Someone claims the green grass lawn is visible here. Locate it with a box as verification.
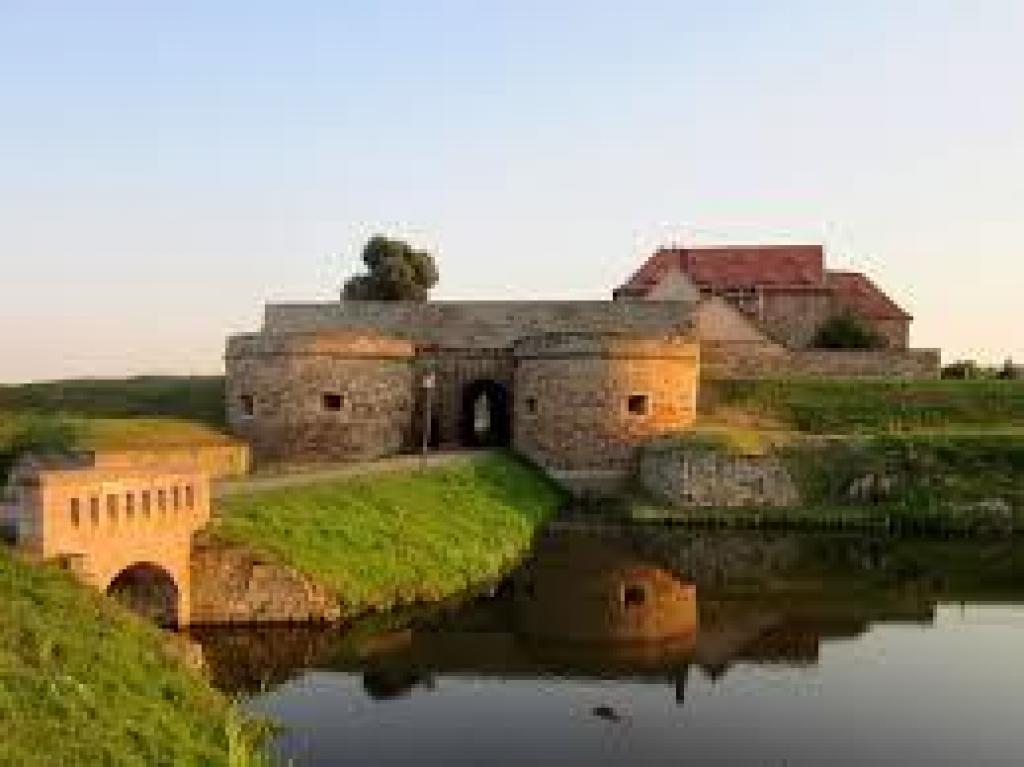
[0,547,266,766]
[0,376,233,482]
[0,413,238,482]
[0,376,226,425]
[704,378,1024,434]
[213,452,564,612]
[635,431,1024,534]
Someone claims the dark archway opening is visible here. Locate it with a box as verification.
[107,562,179,627]
[460,379,511,447]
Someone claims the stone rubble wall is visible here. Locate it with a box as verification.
[226,332,416,465]
[701,340,940,380]
[639,442,800,508]
[190,535,342,624]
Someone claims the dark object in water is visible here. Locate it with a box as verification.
[592,705,622,723]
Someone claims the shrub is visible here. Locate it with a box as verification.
[812,312,885,349]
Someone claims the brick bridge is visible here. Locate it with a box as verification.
[13,465,210,627]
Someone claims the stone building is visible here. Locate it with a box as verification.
[615,244,912,349]
[226,300,700,491]
[615,244,940,378]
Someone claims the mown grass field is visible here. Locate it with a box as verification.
[0,376,225,425]
[703,378,1024,434]
[0,376,233,481]
[214,452,564,611]
[0,547,266,766]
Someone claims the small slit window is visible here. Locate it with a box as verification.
[89,497,100,526]
[141,490,152,517]
[171,485,181,511]
[158,489,167,514]
[525,397,537,414]
[623,583,647,608]
[185,484,195,510]
[239,394,255,417]
[627,394,649,416]
[69,498,81,528]
[125,492,135,520]
[106,494,118,523]
[322,392,344,411]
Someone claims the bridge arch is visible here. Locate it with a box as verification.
[105,562,181,628]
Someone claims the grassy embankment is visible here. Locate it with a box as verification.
[633,379,1024,533]
[214,452,564,612]
[0,376,230,480]
[0,546,268,767]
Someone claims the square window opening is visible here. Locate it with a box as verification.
[322,392,344,412]
[239,394,255,417]
[627,394,649,416]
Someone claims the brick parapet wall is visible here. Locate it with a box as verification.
[91,446,249,479]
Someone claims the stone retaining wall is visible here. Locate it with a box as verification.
[639,442,799,508]
[190,536,342,624]
[701,341,940,380]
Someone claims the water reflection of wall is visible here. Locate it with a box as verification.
[513,534,698,645]
[192,533,1024,700]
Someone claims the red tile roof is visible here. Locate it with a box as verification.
[616,244,910,321]
[618,245,825,295]
[825,271,911,320]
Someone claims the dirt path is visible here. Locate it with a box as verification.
[214,449,493,497]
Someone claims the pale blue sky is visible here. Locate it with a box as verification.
[1,1,1022,382]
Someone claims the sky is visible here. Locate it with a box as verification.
[1,0,1022,382]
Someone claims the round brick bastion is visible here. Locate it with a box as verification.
[511,332,699,493]
[225,331,417,464]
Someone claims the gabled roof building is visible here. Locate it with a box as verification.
[615,244,911,349]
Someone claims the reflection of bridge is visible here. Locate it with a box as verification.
[12,463,210,627]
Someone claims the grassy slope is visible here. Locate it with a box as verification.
[0,548,243,767]
[214,452,564,611]
[0,376,226,426]
[0,377,234,480]
[635,380,1024,531]
[704,378,1024,434]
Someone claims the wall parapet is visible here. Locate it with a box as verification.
[262,300,696,349]
[701,340,940,380]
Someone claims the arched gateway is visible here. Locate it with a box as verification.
[11,463,210,627]
[460,379,511,447]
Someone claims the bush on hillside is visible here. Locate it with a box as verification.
[811,312,885,349]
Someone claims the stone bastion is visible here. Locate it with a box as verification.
[512,332,699,493]
[225,331,417,464]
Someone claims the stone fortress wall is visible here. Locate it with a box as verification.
[514,333,699,491]
[226,332,417,464]
[226,301,700,486]
[261,300,696,346]
[700,340,941,380]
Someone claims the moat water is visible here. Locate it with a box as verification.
[191,526,1024,765]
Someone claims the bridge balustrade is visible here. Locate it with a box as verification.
[14,466,211,627]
